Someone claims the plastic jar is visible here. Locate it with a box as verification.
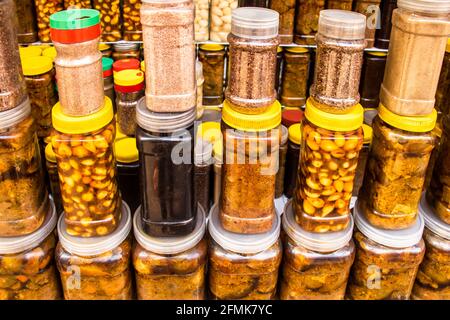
[56,201,132,300]
[225,8,280,114]
[209,0,238,42]
[136,98,197,237]
[354,0,382,47]
[435,40,450,115]
[50,9,104,116]
[346,202,425,300]
[196,61,205,119]
[280,47,310,108]
[0,99,49,237]
[269,0,296,44]
[194,0,210,41]
[284,123,301,199]
[51,97,122,237]
[280,200,355,300]
[15,0,38,43]
[208,204,282,300]
[375,0,397,49]
[45,144,63,215]
[0,199,60,300]
[93,0,122,42]
[34,0,64,43]
[310,10,367,112]
[113,58,141,73]
[293,99,364,233]
[220,100,282,234]
[379,1,450,116]
[194,141,213,215]
[141,0,196,113]
[102,57,115,112]
[294,0,325,45]
[133,205,207,300]
[358,105,437,230]
[198,44,226,106]
[353,124,373,196]
[123,0,142,41]
[112,43,141,61]
[275,125,288,198]
[359,51,387,109]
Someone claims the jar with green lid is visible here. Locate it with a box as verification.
[359,51,387,109]
[353,124,373,196]
[275,125,288,198]
[196,61,205,119]
[112,43,141,61]
[359,104,437,230]
[294,0,325,45]
[198,44,226,106]
[15,0,38,43]
[220,100,282,234]
[34,0,64,43]
[280,47,310,108]
[45,144,63,215]
[354,0,382,47]
[435,39,450,116]
[123,0,142,41]
[102,57,115,112]
[293,98,364,233]
[93,0,122,42]
[284,123,301,198]
[269,0,295,44]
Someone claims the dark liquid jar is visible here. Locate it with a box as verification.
[284,123,301,198]
[136,98,197,237]
[359,51,387,109]
[374,0,397,49]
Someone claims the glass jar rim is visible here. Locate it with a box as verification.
[0,97,31,131]
[113,42,140,51]
[420,194,450,240]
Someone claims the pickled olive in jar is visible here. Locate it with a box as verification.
[354,0,382,47]
[34,0,64,43]
[359,106,436,230]
[112,43,141,61]
[45,144,64,215]
[198,44,226,106]
[93,0,122,42]
[275,126,288,198]
[56,202,132,300]
[123,0,142,41]
[359,51,387,109]
[280,47,310,108]
[294,0,325,45]
[374,0,397,49]
[14,0,38,43]
[209,0,238,42]
[326,0,353,10]
[284,124,301,199]
[269,0,296,44]
[51,98,122,238]
[352,124,372,196]
[194,0,210,41]
[0,200,60,300]
[435,42,450,115]
[64,0,91,8]
[208,205,282,300]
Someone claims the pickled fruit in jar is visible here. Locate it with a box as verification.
[63,0,91,8]
[280,47,310,108]
[93,0,122,42]
[294,0,325,45]
[198,44,226,106]
[34,0,64,43]
[14,0,38,43]
[123,0,142,41]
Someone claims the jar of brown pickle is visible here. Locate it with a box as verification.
[294,0,325,45]
[45,144,63,215]
[112,43,141,61]
[284,123,301,199]
[15,0,38,43]
[352,124,372,196]
[280,47,310,108]
[199,44,226,107]
[269,0,296,44]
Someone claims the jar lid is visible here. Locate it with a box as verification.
[367,51,388,57]
[113,58,141,72]
[113,42,140,52]
[318,9,366,40]
[58,201,131,256]
[19,46,42,59]
[21,56,53,76]
[0,197,56,254]
[305,98,364,131]
[194,140,213,165]
[114,69,144,86]
[51,24,101,44]
[45,143,56,163]
[420,194,450,240]
[50,9,100,30]
[362,124,373,144]
[282,109,304,127]
[354,200,424,248]
[42,46,57,60]
[102,57,113,72]
[283,200,353,252]
[197,121,222,145]
[133,204,206,255]
[286,47,309,54]
[52,97,114,134]
[208,204,280,254]
[0,97,31,130]
[288,123,302,144]
[397,0,450,14]
[200,44,225,51]
[141,60,145,72]
[222,100,282,132]
[114,137,139,163]
[378,104,437,132]
[231,7,279,39]
[136,97,196,133]
[281,125,288,144]
[98,43,111,51]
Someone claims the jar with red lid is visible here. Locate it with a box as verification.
[113,58,141,74]
[282,109,304,128]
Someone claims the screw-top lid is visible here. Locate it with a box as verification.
[21,56,53,76]
[0,197,56,254]
[378,104,437,132]
[113,58,141,73]
[397,0,450,13]
[114,69,144,86]
[42,46,57,61]
[19,46,42,59]
[102,57,113,72]
[0,97,31,130]
[50,9,100,30]
[200,44,225,51]
[231,7,280,39]
[114,137,139,163]
[134,204,206,255]
[281,125,288,145]
[283,200,353,252]
[286,47,309,54]
[98,43,111,51]
[354,200,424,248]
[420,194,450,240]
[362,124,373,144]
[45,143,56,163]
[113,42,140,52]
[282,109,304,127]
[288,123,302,144]
[318,9,367,40]
[367,51,388,57]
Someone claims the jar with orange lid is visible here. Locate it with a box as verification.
[284,123,301,198]
[198,44,226,106]
[280,47,310,108]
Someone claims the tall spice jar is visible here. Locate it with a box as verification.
[280,47,310,108]
[198,44,226,106]
[15,0,38,43]
[354,0,382,47]
[359,51,387,109]
[269,0,296,44]
[34,0,64,43]
[123,0,142,41]
[374,0,397,49]
[294,0,325,45]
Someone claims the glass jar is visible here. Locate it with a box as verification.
[133,205,207,300]
[56,202,132,300]
[269,0,296,44]
[45,144,63,215]
[293,99,364,233]
[51,98,121,237]
[112,43,141,61]
[15,0,38,43]
[123,0,142,41]
[50,9,104,116]
[310,10,367,112]
[435,41,450,115]
[208,204,282,300]
[359,105,436,230]
[198,44,226,106]
[194,141,213,214]
[196,60,205,119]
[352,124,372,196]
[0,199,60,300]
[346,202,425,300]
[136,99,197,237]
[379,2,450,116]
[64,0,91,8]
[359,51,387,109]
[0,99,49,237]
[102,57,115,112]
[280,47,310,108]
[225,8,279,114]
[294,0,325,45]
[194,0,210,41]
[93,0,122,42]
[354,0,382,47]
[374,0,397,49]
[209,0,238,42]
[275,125,288,198]
[284,123,301,199]
[280,200,355,300]
[34,0,64,43]
[220,100,281,234]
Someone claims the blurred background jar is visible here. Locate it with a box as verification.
[99,43,113,58]
[374,0,397,49]
[63,0,91,8]
[34,0,64,43]
[354,0,382,47]
[14,0,38,43]
[123,0,142,41]
[326,0,353,10]
[93,0,122,42]
[270,0,296,44]
[199,44,226,106]
[210,0,238,42]
[280,47,310,108]
[113,42,141,61]
[359,51,387,109]
[194,0,210,41]
[294,0,325,45]
[238,0,267,6]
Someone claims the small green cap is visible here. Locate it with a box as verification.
[102,57,114,72]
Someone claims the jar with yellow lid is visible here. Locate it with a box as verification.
[15,0,38,43]
[194,0,210,41]
[359,51,387,109]
[280,47,310,108]
[93,0,122,42]
[198,44,226,106]
[51,97,122,237]
[435,39,450,116]
[19,46,43,60]
[269,0,296,44]
[359,104,437,230]
[293,98,364,233]
[220,100,282,234]
[353,124,372,196]
[284,123,301,198]
[42,46,57,62]
[294,0,325,45]
[98,43,112,58]
[275,125,288,198]
[122,0,142,41]
[45,143,63,215]
[34,0,64,43]
[354,0,382,47]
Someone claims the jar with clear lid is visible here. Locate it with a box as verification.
[136,98,197,237]
[45,144,63,215]
[56,201,132,300]
[133,204,207,300]
[123,0,142,41]
[225,8,280,114]
[15,0,38,43]
[208,204,282,300]
[354,0,382,47]
[379,0,450,116]
[0,99,49,237]
[50,9,104,116]
[209,0,238,42]
[51,97,122,237]
[220,100,282,234]
[0,198,60,300]
[198,44,226,106]
[327,0,354,10]
[280,200,355,300]
[93,0,122,42]
[194,140,213,215]
[196,60,205,119]
[352,124,372,196]
[294,0,325,45]
[269,0,296,44]
[358,105,436,230]
[346,202,425,300]
[293,99,364,233]
[280,47,310,108]
[141,0,196,113]
[194,0,210,41]
[275,125,288,198]
[359,51,387,109]
[102,57,115,112]
[374,0,397,49]
[112,43,141,61]
[284,123,301,199]
[34,0,64,43]
[435,40,450,116]
[310,10,367,112]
